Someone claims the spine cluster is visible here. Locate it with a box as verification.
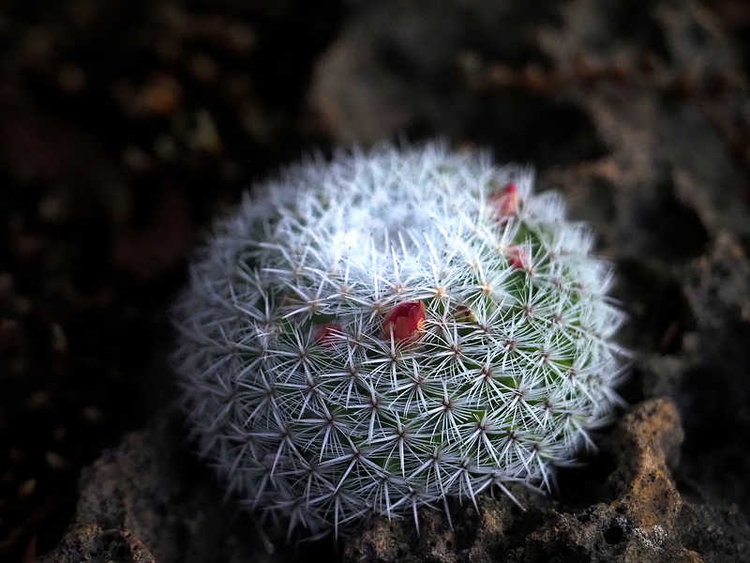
[172,143,626,539]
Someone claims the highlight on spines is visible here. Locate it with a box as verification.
[171,142,627,540]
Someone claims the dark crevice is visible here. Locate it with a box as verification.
[613,259,696,354]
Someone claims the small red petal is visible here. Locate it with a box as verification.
[383,301,426,343]
[505,245,529,270]
[314,323,342,346]
[490,183,519,218]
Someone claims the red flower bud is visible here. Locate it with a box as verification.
[489,183,518,218]
[505,245,529,270]
[383,301,426,343]
[314,323,342,346]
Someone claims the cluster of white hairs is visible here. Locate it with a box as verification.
[172,142,627,540]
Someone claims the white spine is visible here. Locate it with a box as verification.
[172,142,626,539]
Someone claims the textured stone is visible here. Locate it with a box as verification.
[344,399,749,563]
[40,413,271,563]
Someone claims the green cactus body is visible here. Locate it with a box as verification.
[172,143,626,539]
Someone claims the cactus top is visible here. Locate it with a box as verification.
[172,143,626,540]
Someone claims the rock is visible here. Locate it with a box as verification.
[344,399,750,562]
[683,233,750,329]
[307,28,418,144]
[39,412,275,563]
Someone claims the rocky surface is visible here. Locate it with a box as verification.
[3,0,750,561]
[39,412,285,563]
[43,398,750,562]
[345,399,749,562]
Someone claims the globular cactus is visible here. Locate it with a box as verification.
[172,143,626,540]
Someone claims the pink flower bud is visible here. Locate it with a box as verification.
[314,323,342,346]
[490,183,518,218]
[505,245,529,270]
[383,301,426,343]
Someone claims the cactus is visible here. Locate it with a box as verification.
[171,143,626,540]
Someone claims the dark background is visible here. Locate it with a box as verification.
[1,0,749,561]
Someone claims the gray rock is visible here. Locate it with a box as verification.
[343,399,749,562]
[39,412,282,563]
